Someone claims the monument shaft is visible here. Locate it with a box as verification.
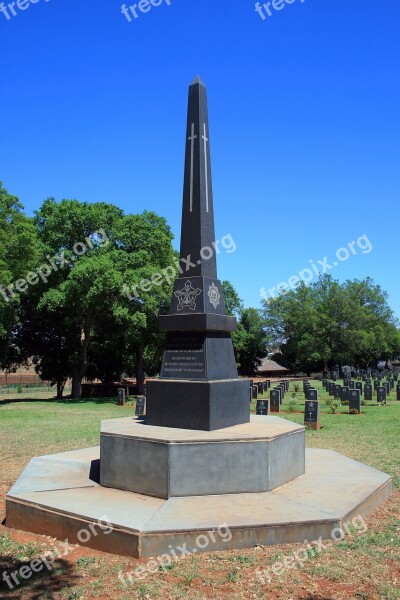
[146,77,250,430]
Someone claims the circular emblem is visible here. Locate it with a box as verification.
[208,282,221,309]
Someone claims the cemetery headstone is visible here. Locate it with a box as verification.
[355,382,363,393]
[252,386,258,400]
[349,381,355,389]
[304,400,320,430]
[349,389,361,414]
[270,389,280,413]
[364,383,372,401]
[397,384,400,401]
[256,399,269,415]
[340,386,349,402]
[377,387,386,404]
[117,388,126,406]
[306,388,318,401]
[135,395,146,416]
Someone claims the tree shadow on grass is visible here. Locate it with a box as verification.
[0,555,80,600]
[0,397,119,406]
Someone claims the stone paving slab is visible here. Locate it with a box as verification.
[6,445,392,558]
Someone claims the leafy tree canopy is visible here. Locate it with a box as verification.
[262,275,400,374]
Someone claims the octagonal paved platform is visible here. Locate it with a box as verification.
[100,416,305,497]
[6,417,392,558]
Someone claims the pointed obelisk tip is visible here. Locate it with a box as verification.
[191,75,205,86]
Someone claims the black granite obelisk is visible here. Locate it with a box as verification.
[146,77,249,431]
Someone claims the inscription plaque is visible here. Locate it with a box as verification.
[161,333,206,379]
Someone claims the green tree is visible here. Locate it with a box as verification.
[0,182,41,369]
[20,199,176,398]
[233,308,269,376]
[222,281,268,376]
[263,275,400,374]
[222,280,243,317]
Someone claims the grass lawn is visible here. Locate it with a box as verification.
[0,382,399,599]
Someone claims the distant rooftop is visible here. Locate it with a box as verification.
[258,358,290,373]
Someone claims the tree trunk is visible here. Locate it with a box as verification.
[71,368,84,400]
[71,320,92,400]
[56,379,65,399]
[136,348,145,395]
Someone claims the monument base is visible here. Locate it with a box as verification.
[146,378,250,430]
[100,416,305,498]
[6,441,392,558]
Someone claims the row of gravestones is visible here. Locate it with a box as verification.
[322,377,400,404]
[253,380,322,428]
[327,369,399,381]
[304,379,365,423]
[303,381,321,426]
[117,387,146,416]
[251,380,290,416]
[250,379,271,402]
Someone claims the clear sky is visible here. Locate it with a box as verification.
[1,0,399,315]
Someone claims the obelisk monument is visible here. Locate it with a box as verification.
[146,77,249,430]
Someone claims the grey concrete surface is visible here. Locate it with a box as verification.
[100,416,305,497]
[6,445,392,558]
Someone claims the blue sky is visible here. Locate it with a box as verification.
[1,0,399,315]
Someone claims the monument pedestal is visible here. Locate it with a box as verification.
[100,416,305,498]
[146,378,250,430]
[6,417,392,559]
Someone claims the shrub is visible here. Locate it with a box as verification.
[330,402,339,414]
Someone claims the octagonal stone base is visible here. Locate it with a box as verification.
[100,416,305,498]
[6,442,392,558]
